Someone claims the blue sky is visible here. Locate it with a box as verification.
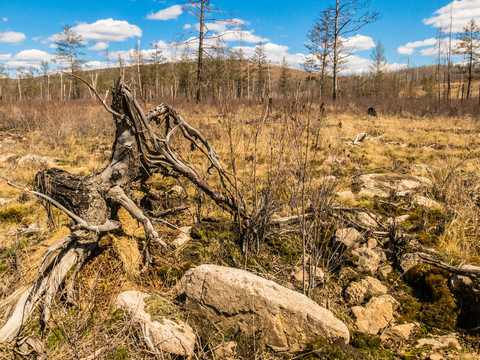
[1,0,479,75]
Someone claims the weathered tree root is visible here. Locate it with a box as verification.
[0,78,246,344]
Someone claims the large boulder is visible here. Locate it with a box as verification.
[113,291,196,357]
[177,264,350,352]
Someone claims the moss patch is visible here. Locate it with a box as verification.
[144,295,185,323]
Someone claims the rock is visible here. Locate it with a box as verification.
[351,295,399,335]
[416,333,461,350]
[113,291,196,357]
[344,276,387,304]
[17,154,56,168]
[399,253,421,273]
[357,212,378,228]
[429,354,443,360]
[213,341,237,359]
[335,227,362,248]
[177,264,350,351]
[291,266,326,284]
[352,247,380,273]
[358,173,432,199]
[411,164,437,174]
[336,191,355,200]
[171,226,192,249]
[380,323,416,342]
[449,274,473,291]
[366,238,378,249]
[414,195,442,209]
[387,215,410,226]
[378,264,393,278]
[169,185,184,196]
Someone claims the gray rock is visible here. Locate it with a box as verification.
[177,264,350,352]
[416,333,461,350]
[171,226,192,249]
[336,190,355,200]
[344,276,387,304]
[335,227,362,248]
[414,195,442,209]
[291,266,326,284]
[366,238,378,249]
[399,253,421,273]
[357,213,378,228]
[351,295,399,335]
[113,291,196,357]
[378,264,393,278]
[387,215,410,226]
[352,247,381,273]
[380,323,417,342]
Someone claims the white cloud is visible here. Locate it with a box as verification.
[49,19,141,43]
[147,5,183,20]
[423,0,480,32]
[89,41,109,50]
[0,53,11,60]
[341,34,375,53]
[6,49,52,69]
[183,23,192,30]
[0,31,26,44]
[397,38,437,55]
[389,62,408,71]
[84,60,109,70]
[2,17,7,22]
[219,30,269,43]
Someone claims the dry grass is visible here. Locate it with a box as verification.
[1,98,480,357]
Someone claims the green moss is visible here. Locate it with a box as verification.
[144,295,185,323]
[156,263,191,287]
[0,264,8,275]
[0,205,33,224]
[400,265,459,330]
[46,328,64,350]
[350,331,393,359]
[106,346,129,360]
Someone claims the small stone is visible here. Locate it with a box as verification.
[367,238,378,249]
[416,333,461,350]
[344,276,387,304]
[380,323,416,342]
[351,295,399,335]
[399,253,421,273]
[429,354,443,360]
[358,213,378,228]
[169,185,184,196]
[387,215,410,226]
[335,228,362,248]
[378,264,393,278]
[336,191,355,200]
[414,195,442,209]
[450,274,473,291]
[171,226,192,249]
[291,267,326,284]
[352,247,381,273]
[214,341,237,359]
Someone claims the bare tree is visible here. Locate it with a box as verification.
[150,41,166,99]
[306,9,334,99]
[455,19,480,99]
[181,0,239,103]
[54,25,86,99]
[369,39,387,96]
[322,0,380,102]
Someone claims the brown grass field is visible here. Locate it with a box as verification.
[1,98,480,359]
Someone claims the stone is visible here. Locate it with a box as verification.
[429,354,443,360]
[399,253,421,273]
[291,266,326,284]
[336,191,355,200]
[344,276,387,304]
[411,164,437,174]
[387,215,410,226]
[213,341,237,359]
[113,291,196,357]
[380,323,416,342]
[171,226,192,249]
[17,154,56,168]
[357,213,378,228]
[378,264,393,278]
[177,264,349,352]
[449,274,473,291]
[351,295,399,335]
[335,227,362,248]
[352,247,381,273]
[414,195,442,209]
[366,238,378,249]
[169,185,184,196]
[358,173,433,199]
[416,334,461,350]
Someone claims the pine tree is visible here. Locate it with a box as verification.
[455,19,480,99]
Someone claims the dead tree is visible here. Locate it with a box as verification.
[0,77,247,343]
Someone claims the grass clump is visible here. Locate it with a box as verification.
[144,295,186,323]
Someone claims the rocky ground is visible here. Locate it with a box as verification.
[1,103,480,359]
